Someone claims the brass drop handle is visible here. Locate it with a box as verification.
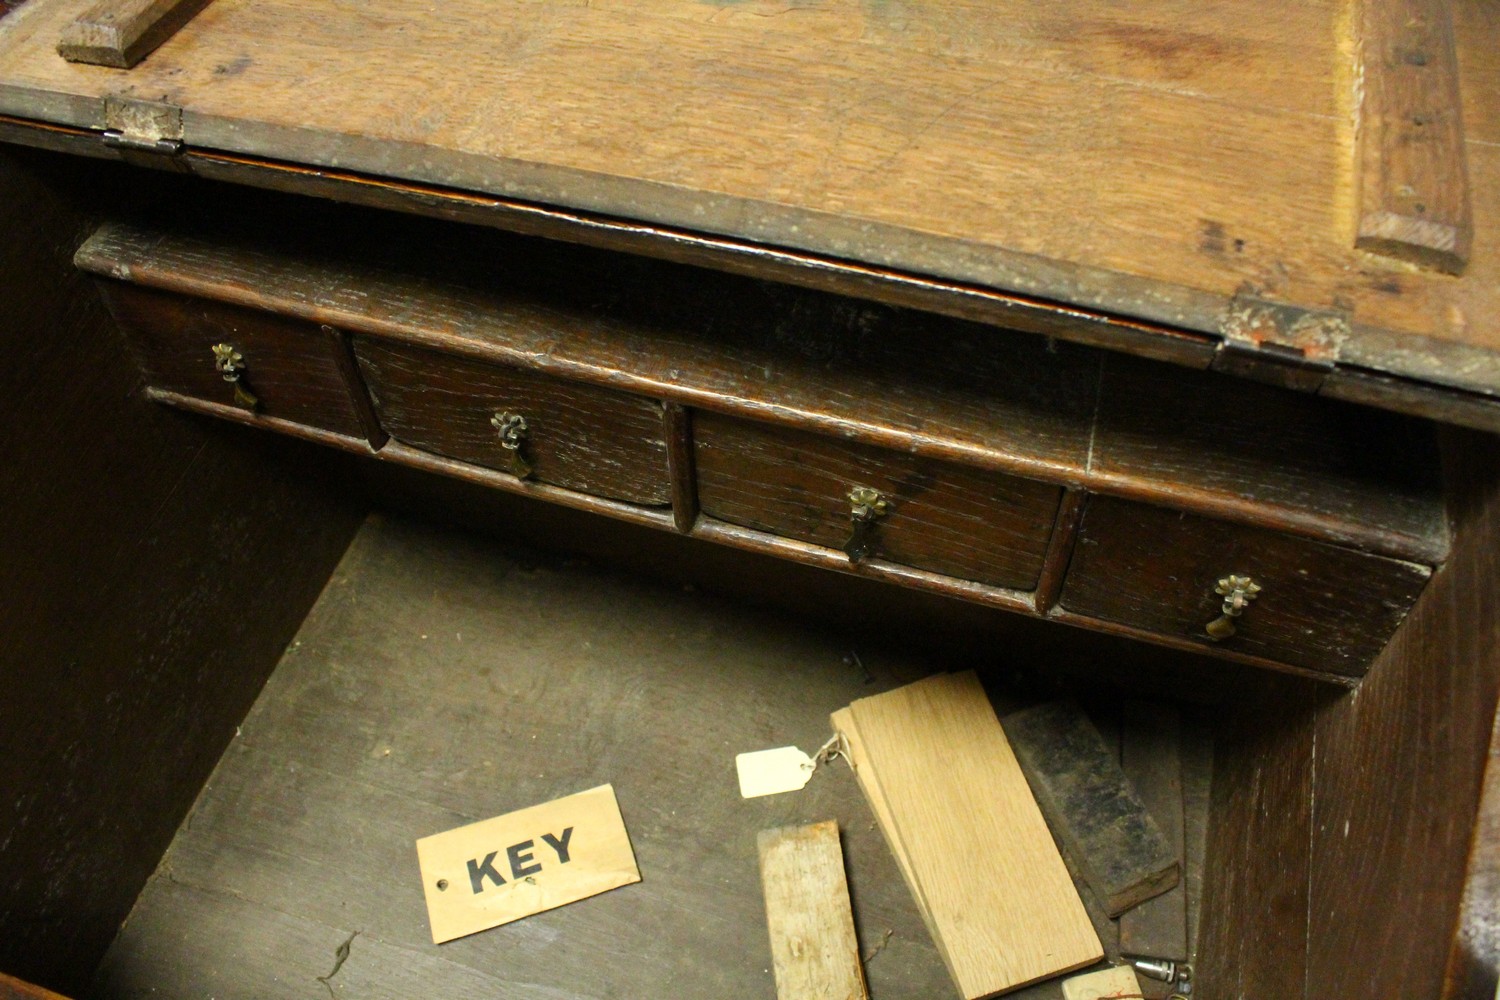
[844,486,891,563]
[1206,574,1261,641]
[491,411,534,480]
[211,342,259,411]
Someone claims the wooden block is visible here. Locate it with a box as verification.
[846,672,1101,998]
[58,0,214,69]
[1118,702,1188,961]
[1354,0,1472,273]
[1003,701,1178,918]
[0,972,72,1000]
[1060,965,1143,1000]
[756,822,869,1000]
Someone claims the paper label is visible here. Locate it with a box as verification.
[736,746,816,798]
[415,783,640,944]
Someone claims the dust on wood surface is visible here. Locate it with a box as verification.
[757,822,868,1000]
[1,0,1498,389]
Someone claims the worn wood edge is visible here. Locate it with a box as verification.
[1084,468,1449,565]
[664,402,696,534]
[57,0,214,69]
[74,224,1095,488]
[1043,607,1362,687]
[0,972,72,1000]
[1321,365,1500,436]
[690,518,1037,616]
[1033,488,1087,614]
[1441,697,1500,999]
[12,113,1500,415]
[145,388,377,455]
[75,222,1454,561]
[1354,0,1472,274]
[321,322,389,449]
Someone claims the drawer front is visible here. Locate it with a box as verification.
[99,282,370,438]
[1058,496,1432,675]
[694,412,1062,590]
[355,338,670,505]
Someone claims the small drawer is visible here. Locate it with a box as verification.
[694,412,1062,590]
[97,283,372,439]
[354,338,670,506]
[1058,496,1433,675]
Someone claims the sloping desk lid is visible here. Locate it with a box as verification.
[0,0,1497,430]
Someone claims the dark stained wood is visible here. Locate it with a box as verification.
[73,220,1103,483]
[1003,701,1179,918]
[1090,355,1448,564]
[1443,700,1500,1000]
[1194,676,1320,1000]
[91,281,373,440]
[0,147,363,995]
[1059,496,1433,677]
[1307,431,1500,999]
[664,401,696,532]
[92,515,957,1000]
[1354,0,1471,273]
[354,337,670,506]
[1034,488,1086,613]
[57,0,213,68]
[323,321,389,449]
[695,411,1062,592]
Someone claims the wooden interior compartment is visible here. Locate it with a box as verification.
[86,281,374,442]
[354,336,671,506]
[694,410,1063,591]
[1059,496,1433,676]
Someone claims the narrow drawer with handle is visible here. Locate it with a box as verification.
[693,411,1063,592]
[93,282,374,441]
[353,337,671,507]
[1057,496,1433,676]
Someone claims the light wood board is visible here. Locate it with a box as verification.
[846,672,1102,997]
[0,0,1497,397]
[57,0,213,68]
[757,822,868,1000]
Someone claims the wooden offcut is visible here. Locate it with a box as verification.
[840,672,1101,998]
[1118,702,1189,961]
[757,822,869,1000]
[1003,701,1179,917]
[57,0,213,68]
[1354,0,1471,273]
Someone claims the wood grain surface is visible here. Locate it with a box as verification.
[0,147,362,995]
[355,336,671,506]
[847,672,1101,997]
[1091,355,1448,564]
[57,0,212,67]
[1060,496,1432,676]
[1,0,1498,398]
[1443,699,1500,1000]
[94,280,372,439]
[1118,702,1188,962]
[757,822,868,1000]
[1354,0,1471,273]
[694,412,1063,592]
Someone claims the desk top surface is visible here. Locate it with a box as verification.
[1,0,1497,408]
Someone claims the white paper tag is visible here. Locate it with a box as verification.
[736,746,816,798]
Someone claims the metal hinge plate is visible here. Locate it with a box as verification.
[101,96,184,156]
[1212,293,1347,392]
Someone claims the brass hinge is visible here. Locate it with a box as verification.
[1212,293,1347,392]
[101,96,184,156]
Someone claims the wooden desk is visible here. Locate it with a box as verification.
[0,3,1496,998]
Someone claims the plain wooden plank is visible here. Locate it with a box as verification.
[1,0,1499,396]
[1117,703,1188,962]
[57,0,211,68]
[758,822,869,1000]
[1354,0,1471,273]
[1002,702,1178,918]
[848,672,1101,997]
